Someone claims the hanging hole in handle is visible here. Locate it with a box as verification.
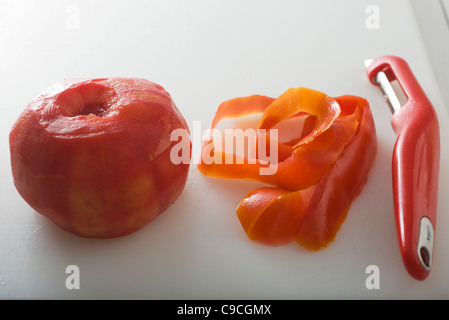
[419,246,431,269]
[417,217,434,271]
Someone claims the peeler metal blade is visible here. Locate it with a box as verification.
[364,59,401,114]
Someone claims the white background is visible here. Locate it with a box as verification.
[1,0,449,299]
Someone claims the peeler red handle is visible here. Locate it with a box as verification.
[366,56,440,280]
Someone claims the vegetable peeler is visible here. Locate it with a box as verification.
[364,56,440,281]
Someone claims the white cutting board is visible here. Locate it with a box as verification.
[1,0,449,299]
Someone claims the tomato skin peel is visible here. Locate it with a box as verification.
[198,88,377,250]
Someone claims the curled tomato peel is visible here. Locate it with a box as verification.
[198,88,377,250]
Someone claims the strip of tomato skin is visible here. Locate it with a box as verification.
[262,116,359,190]
[197,89,348,190]
[233,118,361,246]
[236,186,316,246]
[235,96,375,249]
[209,95,275,129]
[258,87,341,146]
[196,94,275,177]
[198,90,377,250]
[197,113,359,191]
[295,96,377,251]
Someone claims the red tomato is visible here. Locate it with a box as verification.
[9,78,191,238]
